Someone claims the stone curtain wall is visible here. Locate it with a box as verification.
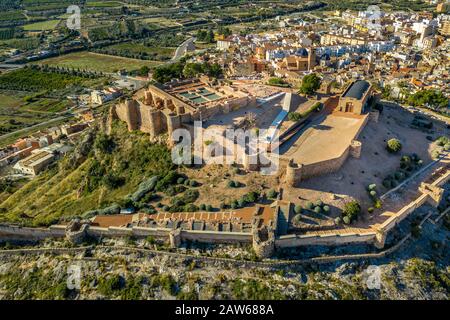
[0,224,66,242]
[0,166,447,254]
[277,165,449,250]
[275,231,377,248]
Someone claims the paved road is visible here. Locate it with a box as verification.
[171,37,196,62]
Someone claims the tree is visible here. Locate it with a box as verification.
[218,26,232,37]
[386,138,402,153]
[153,62,184,83]
[137,65,150,77]
[267,189,277,199]
[206,29,215,43]
[342,201,361,223]
[94,134,115,154]
[407,89,448,111]
[183,63,204,78]
[196,29,208,41]
[288,112,302,121]
[206,63,223,78]
[299,73,321,95]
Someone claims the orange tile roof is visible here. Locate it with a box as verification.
[91,214,134,228]
[153,206,276,226]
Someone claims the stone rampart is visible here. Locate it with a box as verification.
[275,231,377,248]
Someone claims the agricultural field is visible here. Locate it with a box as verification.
[0,91,67,136]
[86,1,123,8]
[143,17,180,27]
[0,67,99,92]
[98,42,176,61]
[0,38,41,51]
[0,66,101,138]
[23,20,61,31]
[38,51,163,73]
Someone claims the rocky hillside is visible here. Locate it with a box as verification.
[0,121,174,227]
[0,214,448,300]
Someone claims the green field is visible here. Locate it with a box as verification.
[0,68,95,92]
[23,20,61,31]
[0,91,72,137]
[101,43,175,61]
[0,93,22,109]
[39,51,163,73]
[143,17,180,27]
[86,1,123,7]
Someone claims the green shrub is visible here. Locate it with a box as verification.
[155,171,179,191]
[369,190,377,198]
[103,173,125,190]
[436,136,449,146]
[267,189,277,199]
[343,216,351,225]
[342,201,361,222]
[181,189,199,203]
[177,177,185,184]
[334,217,342,225]
[184,204,198,212]
[386,138,402,153]
[368,207,374,213]
[314,206,322,214]
[162,205,169,212]
[199,204,206,211]
[323,205,330,213]
[244,191,259,203]
[206,205,213,212]
[432,149,441,159]
[165,185,177,197]
[189,180,198,187]
[94,133,116,154]
[146,236,156,245]
[288,112,302,122]
[98,275,123,296]
[368,184,377,191]
[305,201,314,210]
[315,200,323,207]
[238,198,246,207]
[293,214,302,225]
[172,199,185,207]
[374,199,383,209]
[294,205,302,214]
[395,171,405,181]
[227,180,236,188]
